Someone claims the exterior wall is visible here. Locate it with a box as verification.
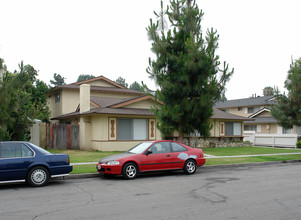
[47,91,63,118]
[170,136,252,148]
[91,91,139,99]
[79,116,91,150]
[89,114,161,151]
[256,111,271,117]
[124,99,156,109]
[86,80,116,87]
[48,89,141,118]
[221,105,270,118]
[171,119,244,138]
[62,89,80,115]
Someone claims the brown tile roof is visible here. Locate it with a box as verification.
[51,107,154,120]
[83,107,154,116]
[211,107,254,121]
[90,96,128,108]
[52,107,250,121]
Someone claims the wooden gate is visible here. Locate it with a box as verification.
[46,124,79,149]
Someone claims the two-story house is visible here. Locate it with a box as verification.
[47,76,251,151]
[215,96,301,135]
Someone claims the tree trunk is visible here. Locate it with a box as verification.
[178,124,184,143]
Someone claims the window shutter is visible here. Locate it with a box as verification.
[108,118,117,141]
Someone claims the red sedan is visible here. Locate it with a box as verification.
[96,140,206,179]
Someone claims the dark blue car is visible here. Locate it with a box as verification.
[0,141,72,187]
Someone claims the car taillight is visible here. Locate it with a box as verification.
[66,156,70,164]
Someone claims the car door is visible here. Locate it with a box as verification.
[140,142,174,171]
[0,143,34,181]
[168,142,189,169]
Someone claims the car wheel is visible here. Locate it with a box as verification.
[27,166,50,187]
[122,163,138,179]
[183,159,197,175]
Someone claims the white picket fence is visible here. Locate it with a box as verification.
[244,131,298,148]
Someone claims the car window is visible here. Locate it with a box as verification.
[149,142,171,154]
[29,143,51,155]
[171,143,188,152]
[22,144,34,157]
[0,143,33,158]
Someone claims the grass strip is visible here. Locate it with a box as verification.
[205,154,301,165]
[71,164,98,174]
[47,149,123,163]
[203,147,301,156]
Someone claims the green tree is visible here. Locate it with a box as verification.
[50,73,66,87]
[77,74,95,82]
[129,81,143,92]
[0,60,51,141]
[147,0,233,141]
[263,86,276,96]
[271,57,301,128]
[115,77,128,88]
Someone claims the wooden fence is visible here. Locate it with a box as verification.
[45,124,79,150]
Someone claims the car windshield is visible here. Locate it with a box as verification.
[127,142,153,154]
[29,143,52,155]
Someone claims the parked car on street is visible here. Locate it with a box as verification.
[97,140,206,179]
[0,141,72,187]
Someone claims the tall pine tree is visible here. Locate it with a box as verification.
[147,0,233,142]
[271,57,301,128]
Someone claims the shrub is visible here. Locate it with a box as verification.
[296,141,301,148]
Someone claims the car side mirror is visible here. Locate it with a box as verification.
[146,150,152,155]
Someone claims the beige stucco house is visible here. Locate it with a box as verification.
[215,96,301,135]
[47,76,251,151]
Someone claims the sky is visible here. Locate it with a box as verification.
[1,0,301,100]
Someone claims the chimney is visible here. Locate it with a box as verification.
[80,84,90,113]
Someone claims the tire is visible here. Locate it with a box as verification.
[27,166,50,187]
[183,159,197,175]
[122,163,138,179]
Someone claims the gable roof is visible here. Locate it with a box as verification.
[74,75,125,88]
[211,107,253,121]
[215,96,275,108]
[248,107,271,118]
[109,96,163,108]
[245,117,278,124]
[90,96,128,108]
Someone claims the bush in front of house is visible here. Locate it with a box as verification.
[296,140,301,148]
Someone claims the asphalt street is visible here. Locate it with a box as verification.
[1,163,301,220]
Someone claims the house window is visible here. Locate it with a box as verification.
[55,93,61,103]
[225,122,242,136]
[238,107,242,111]
[222,109,231,113]
[117,118,148,140]
[247,107,260,113]
[244,125,257,132]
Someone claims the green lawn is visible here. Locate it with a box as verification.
[46,147,301,174]
[205,154,301,165]
[47,149,123,163]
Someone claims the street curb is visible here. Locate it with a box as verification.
[64,160,301,180]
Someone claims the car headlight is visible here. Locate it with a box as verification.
[106,160,120,165]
